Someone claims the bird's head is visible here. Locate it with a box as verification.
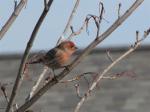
[58,41,78,54]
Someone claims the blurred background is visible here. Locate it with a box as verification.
[0,0,150,112]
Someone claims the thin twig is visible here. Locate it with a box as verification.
[5,1,54,112]
[106,50,114,62]
[59,73,118,83]
[136,31,139,42]
[96,2,104,37]
[1,85,9,104]
[0,82,15,112]
[26,67,49,101]
[59,72,92,83]
[74,28,149,112]
[75,84,82,99]
[0,0,27,39]
[68,12,105,40]
[118,3,122,18]
[14,0,17,11]
[63,0,80,35]
[67,18,87,40]
[15,1,144,112]
[56,0,80,45]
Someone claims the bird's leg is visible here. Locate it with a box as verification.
[52,69,58,81]
[62,65,70,71]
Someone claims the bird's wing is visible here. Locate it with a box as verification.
[44,48,63,67]
[45,48,57,59]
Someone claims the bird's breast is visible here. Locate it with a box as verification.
[58,52,70,64]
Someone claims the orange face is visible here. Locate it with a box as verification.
[59,41,78,54]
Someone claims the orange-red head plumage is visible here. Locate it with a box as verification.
[57,41,77,54]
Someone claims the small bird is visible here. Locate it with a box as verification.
[28,41,77,70]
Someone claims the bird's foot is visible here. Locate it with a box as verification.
[53,76,58,82]
[63,65,70,71]
[51,69,58,82]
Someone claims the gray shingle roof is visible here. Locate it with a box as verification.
[0,48,150,112]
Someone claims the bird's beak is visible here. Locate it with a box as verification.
[75,46,78,50]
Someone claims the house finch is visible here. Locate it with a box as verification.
[28,41,77,70]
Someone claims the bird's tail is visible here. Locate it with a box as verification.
[27,60,40,64]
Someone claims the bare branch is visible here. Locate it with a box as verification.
[0,0,27,40]
[67,8,106,40]
[26,67,49,101]
[63,0,80,35]
[5,0,54,112]
[74,28,149,112]
[112,71,136,79]
[56,0,80,45]
[56,35,66,46]
[59,72,90,84]
[78,2,105,39]
[67,19,87,40]
[15,1,144,112]
[59,72,119,84]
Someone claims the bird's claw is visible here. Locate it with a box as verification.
[53,76,58,82]
[64,65,70,71]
